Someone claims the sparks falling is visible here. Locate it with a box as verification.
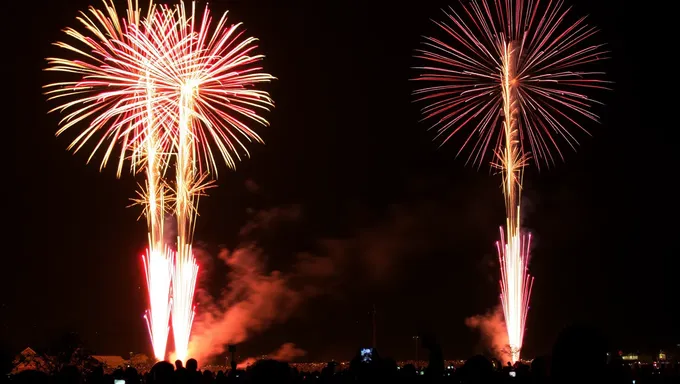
[45,0,274,362]
[143,1,274,361]
[143,246,173,360]
[44,0,178,360]
[413,0,608,362]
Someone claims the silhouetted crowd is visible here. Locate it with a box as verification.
[9,355,680,384]
[8,326,680,384]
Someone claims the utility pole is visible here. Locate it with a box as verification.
[228,345,236,371]
[372,304,377,349]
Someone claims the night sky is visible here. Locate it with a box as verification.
[7,0,675,363]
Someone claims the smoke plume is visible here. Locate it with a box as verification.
[239,205,302,237]
[187,242,330,363]
[237,342,307,368]
[185,178,490,363]
[465,306,510,364]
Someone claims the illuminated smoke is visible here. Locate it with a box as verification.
[269,342,307,361]
[187,179,488,363]
[239,205,302,237]
[237,343,307,368]
[465,306,510,364]
[187,244,329,363]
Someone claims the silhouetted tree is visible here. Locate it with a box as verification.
[47,331,97,374]
[11,348,54,374]
[458,355,493,383]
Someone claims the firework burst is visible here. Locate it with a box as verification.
[413,0,608,362]
[132,1,275,361]
[44,0,179,360]
[413,0,610,169]
[45,0,274,361]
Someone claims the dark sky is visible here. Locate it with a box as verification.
[7,0,675,363]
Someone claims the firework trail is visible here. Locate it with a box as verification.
[46,0,274,361]
[45,0,273,360]
[413,0,608,362]
[142,245,173,359]
[43,0,182,360]
[131,2,275,361]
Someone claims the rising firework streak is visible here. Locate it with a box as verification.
[143,245,173,360]
[172,242,199,362]
[136,1,275,361]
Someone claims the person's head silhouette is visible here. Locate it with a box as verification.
[186,358,198,372]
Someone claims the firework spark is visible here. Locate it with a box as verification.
[413,0,609,169]
[47,0,274,360]
[44,0,182,360]
[413,0,608,362]
[496,227,533,362]
[143,245,174,360]
[129,1,275,361]
[46,0,273,361]
[171,242,199,362]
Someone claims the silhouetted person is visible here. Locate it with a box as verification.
[215,370,227,384]
[185,358,201,384]
[321,361,336,380]
[57,365,81,384]
[530,355,550,383]
[247,359,291,384]
[149,361,174,384]
[458,355,493,383]
[112,367,124,382]
[400,363,418,383]
[380,358,399,382]
[87,366,105,384]
[124,366,139,384]
[516,362,530,381]
[551,324,607,384]
[349,349,377,383]
[175,360,188,383]
[422,333,444,379]
[201,369,214,384]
